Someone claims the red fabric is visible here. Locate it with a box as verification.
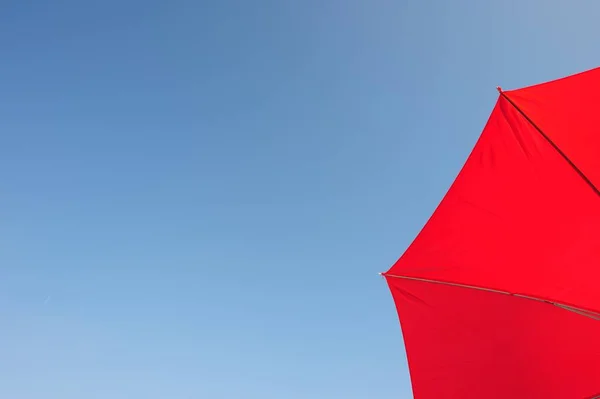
[386,68,600,398]
[388,277,600,399]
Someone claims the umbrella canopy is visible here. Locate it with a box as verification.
[384,67,600,398]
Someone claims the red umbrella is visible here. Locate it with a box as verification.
[383,67,600,399]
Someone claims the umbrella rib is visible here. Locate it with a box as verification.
[498,89,600,198]
[383,273,600,321]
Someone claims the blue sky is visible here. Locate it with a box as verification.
[0,1,598,398]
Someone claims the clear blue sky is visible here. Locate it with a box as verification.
[0,1,598,398]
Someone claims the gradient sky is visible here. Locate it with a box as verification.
[1,1,599,398]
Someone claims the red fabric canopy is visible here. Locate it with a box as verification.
[384,68,600,398]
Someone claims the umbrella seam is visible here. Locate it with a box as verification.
[498,90,600,198]
[383,273,600,321]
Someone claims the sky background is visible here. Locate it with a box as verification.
[0,1,599,398]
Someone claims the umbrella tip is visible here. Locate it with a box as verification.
[496,86,503,93]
